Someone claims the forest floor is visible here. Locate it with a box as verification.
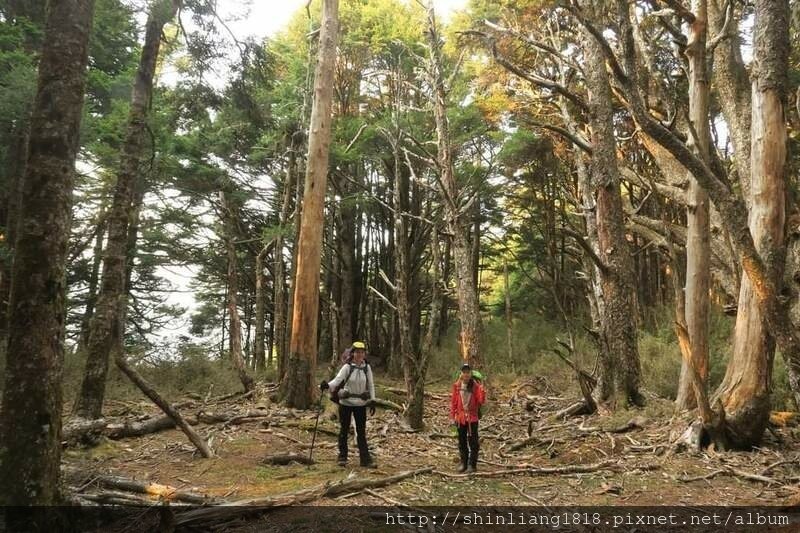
[62,377,800,530]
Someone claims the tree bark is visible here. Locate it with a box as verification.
[582,24,643,408]
[220,191,255,393]
[0,125,30,347]
[426,1,483,368]
[708,0,751,194]
[676,0,711,411]
[391,107,425,428]
[274,134,299,379]
[74,0,178,420]
[283,0,339,409]
[254,243,271,373]
[334,169,356,350]
[0,0,94,505]
[606,0,800,443]
[78,211,108,352]
[504,260,513,363]
[715,0,793,445]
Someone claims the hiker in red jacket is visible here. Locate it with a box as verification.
[449,363,485,473]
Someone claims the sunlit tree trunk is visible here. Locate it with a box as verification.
[426,2,482,368]
[715,0,795,445]
[283,0,339,409]
[676,0,711,411]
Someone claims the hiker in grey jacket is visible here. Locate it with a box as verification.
[320,341,377,467]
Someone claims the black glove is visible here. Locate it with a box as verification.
[338,389,351,399]
[358,391,370,400]
[369,405,376,416]
[319,380,329,391]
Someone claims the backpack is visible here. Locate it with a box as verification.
[340,347,353,364]
[330,362,371,404]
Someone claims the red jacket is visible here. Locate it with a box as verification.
[450,379,485,425]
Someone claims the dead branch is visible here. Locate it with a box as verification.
[174,467,433,526]
[552,400,594,420]
[676,467,780,485]
[89,476,216,504]
[433,459,619,478]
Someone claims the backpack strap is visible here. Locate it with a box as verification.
[343,364,355,384]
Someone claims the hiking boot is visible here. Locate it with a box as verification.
[466,465,476,474]
[456,464,467,474]
[337,457,348,467]
[360,458,377,469]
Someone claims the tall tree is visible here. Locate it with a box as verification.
[0,0,95,504]
[714,0,792,444]
[283,0,339,409]
[220,190,256,392]
[74,0,179,419]
[581,22,644,408]
[676,0,712,410]
[425,1,483,368]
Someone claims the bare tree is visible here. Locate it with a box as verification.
[676,0,712,410]
[283,0,339,409]
[425,1,483,368]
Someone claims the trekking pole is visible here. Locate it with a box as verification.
[308,393,324,463]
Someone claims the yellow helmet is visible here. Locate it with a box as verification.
[352,341,366,350]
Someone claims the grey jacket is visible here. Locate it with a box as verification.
[328,362,375,407]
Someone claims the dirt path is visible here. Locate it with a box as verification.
[63,378,800,511]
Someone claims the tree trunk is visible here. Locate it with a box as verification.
[582,25,643,408]
[220,191,255,393]
[0,125,30,347]
[610,0,800,443]
[504,260,513,364]
[283,0,339,409]
[676,0,711,411]
[254,243,270,373]
[715,0,792,446]
[709,0,751,194]
[274,136,298,379]
[0,0,94,505]
[335,170,356,350]
[74,0,178,420]
[426,2,483,368]
[390,101,424,428]
[78,212,108,352]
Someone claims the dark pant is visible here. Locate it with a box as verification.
[457,422,479,467]
[338,404,370,462]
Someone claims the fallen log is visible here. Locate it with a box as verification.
[63,414,200,445]
[384,387,444,400]
[91,476,216,504]
[115,352,214,458]
[675,467,780,485]
[175,467,433,526]
[372,398,404,412]
[433,459,623,478]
